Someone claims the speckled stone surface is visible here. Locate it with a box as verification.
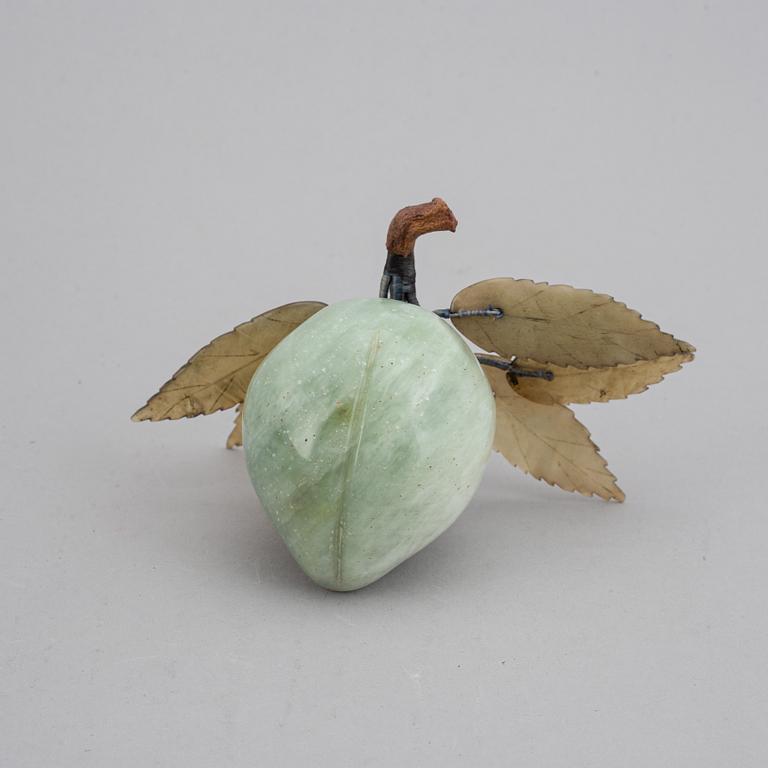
[243,298,495,591]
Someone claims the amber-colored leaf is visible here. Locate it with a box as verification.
[483,363,624,501]
[226,405,243,449]
[513,342,695,405]
[452,278,690,368]
[132,301,326,422]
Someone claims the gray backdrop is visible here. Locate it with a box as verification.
[2,2,766,766]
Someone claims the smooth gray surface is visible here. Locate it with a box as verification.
[1,2,766,766]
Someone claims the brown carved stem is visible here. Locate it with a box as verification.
[380,198,457,304]
[385,198,458,257]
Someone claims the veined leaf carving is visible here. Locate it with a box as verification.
[226,405,243,449]
[483,363,624,502]
[452,278,690,368]
[132,301,326,422]
[513,342,695,405]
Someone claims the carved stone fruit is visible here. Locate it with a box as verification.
[242,298,496,591]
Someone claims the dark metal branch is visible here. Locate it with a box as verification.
[476,354,554,382]
[434,306,504,320]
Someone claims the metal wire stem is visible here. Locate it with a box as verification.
[476,354,555,382]
[433,307,504,319]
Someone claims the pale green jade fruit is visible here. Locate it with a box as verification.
[243,298,496,591]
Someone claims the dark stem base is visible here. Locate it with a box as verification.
[379,252,418,304]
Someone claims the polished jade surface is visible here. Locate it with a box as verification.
[243,298,495,591]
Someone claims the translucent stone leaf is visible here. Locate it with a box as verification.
[483,363,625,502]
[132,301,326,422]
[451,278,690,368]
[226,405,243,449]
[513,342,695,405]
